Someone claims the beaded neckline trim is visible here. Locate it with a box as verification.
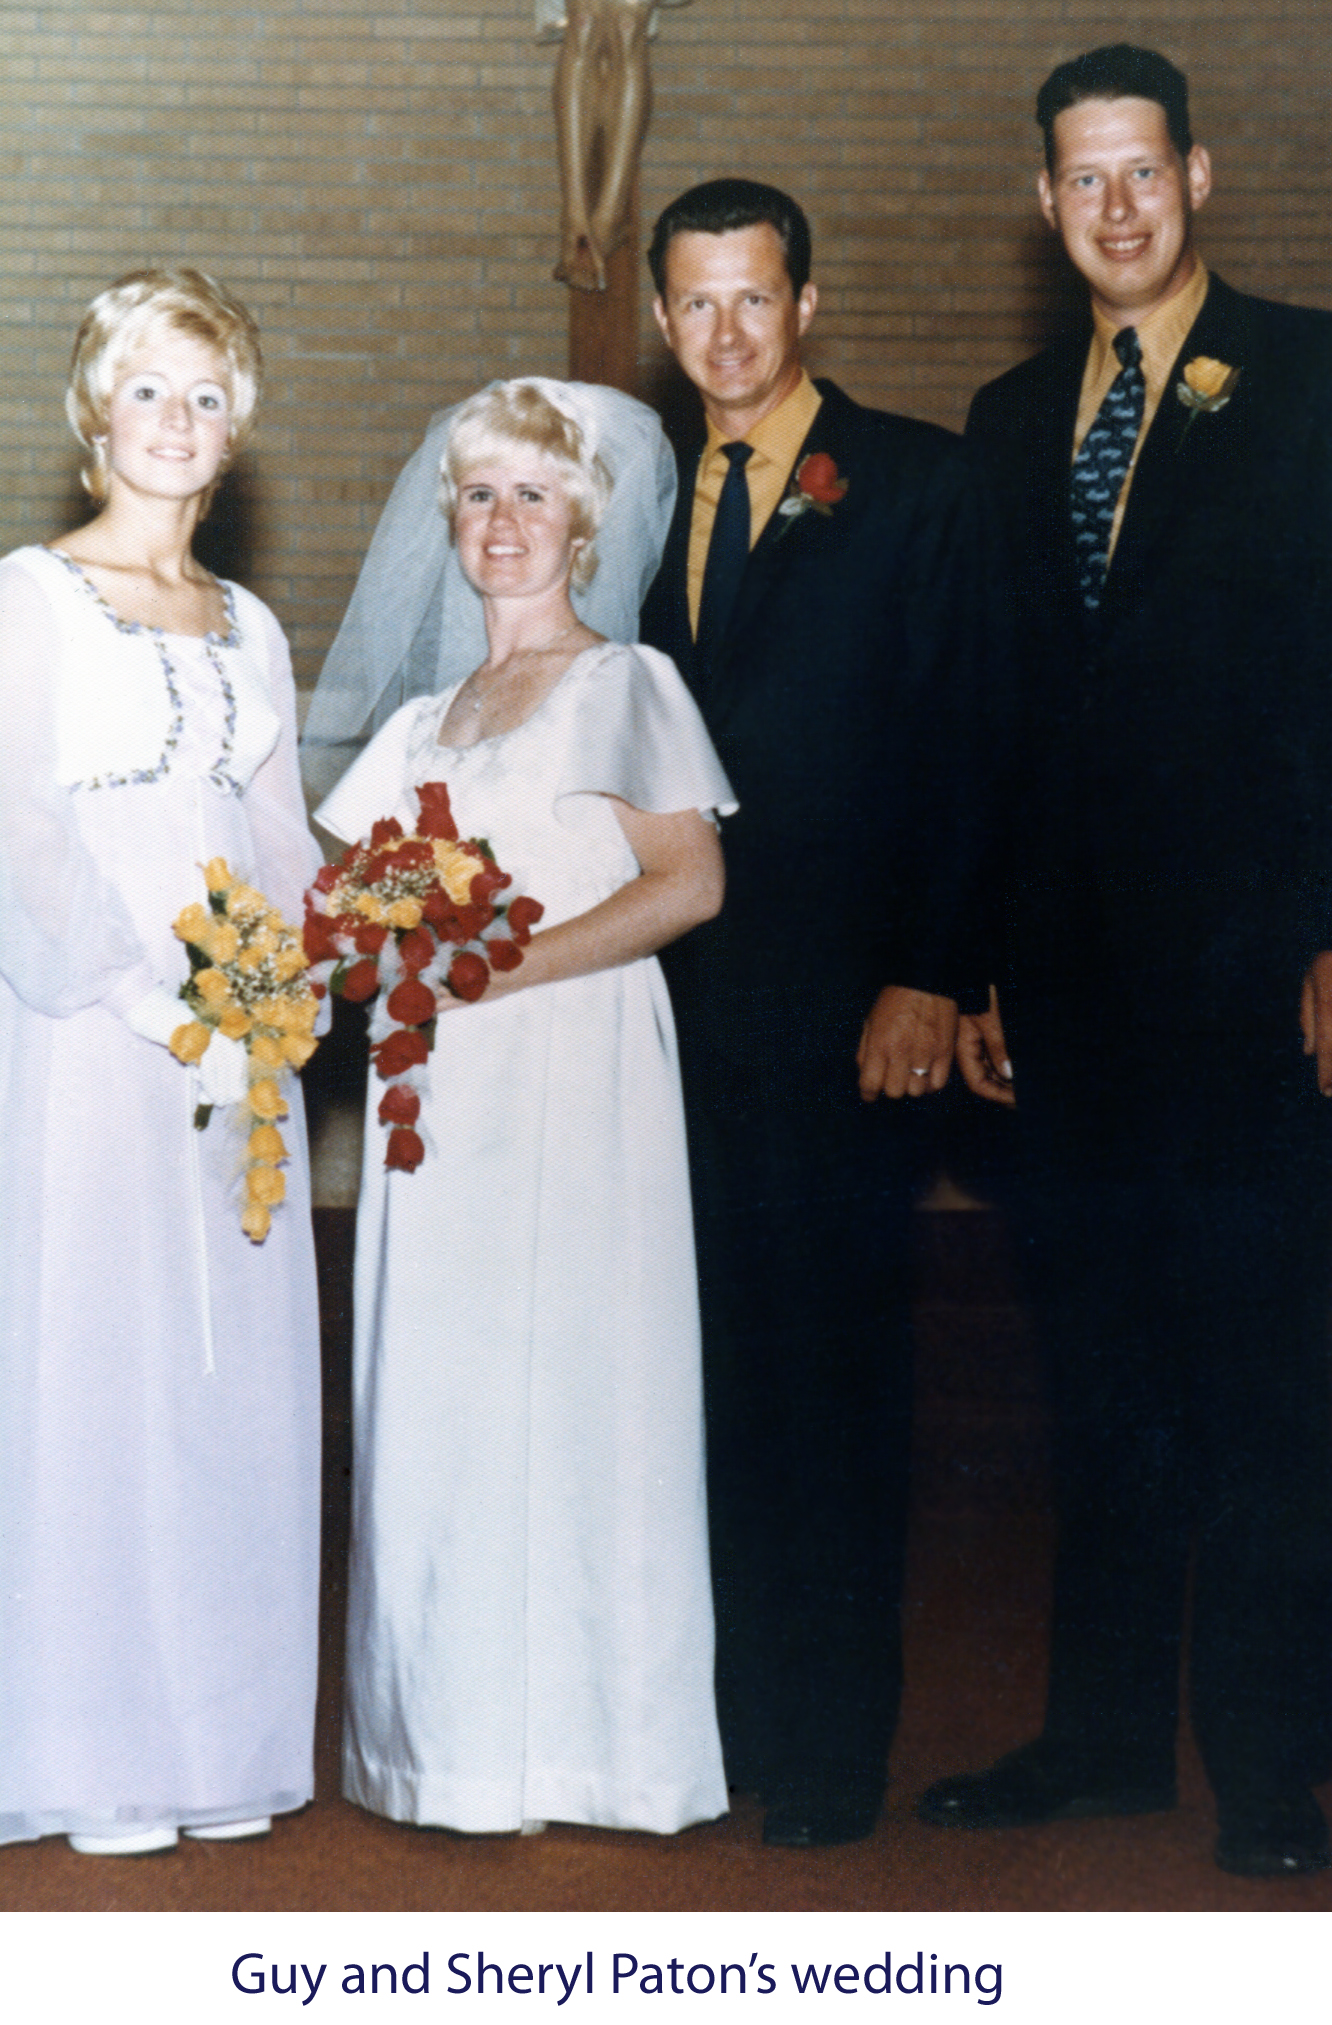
[50,549,244,795]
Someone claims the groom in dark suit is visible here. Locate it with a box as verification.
[641,179,992,1847]
[918,45,1332,1876]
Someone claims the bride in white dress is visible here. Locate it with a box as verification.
[0,270,322,1854]
[314,379,733,1835]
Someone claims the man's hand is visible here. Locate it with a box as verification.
[956,985,1016,1107]
[1299,950,1332,1095]
[857,986,958,1101]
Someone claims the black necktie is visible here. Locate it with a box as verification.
[1069,325,1144,614]
[696,441,753,656]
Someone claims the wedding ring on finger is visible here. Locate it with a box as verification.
[910,1067,930,1077]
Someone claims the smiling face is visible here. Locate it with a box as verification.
[104,331,233,504]
[652,222,817,436]
[452,451,580,605]
[1038,95,1211,326]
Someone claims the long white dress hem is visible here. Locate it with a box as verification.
[319,642,733,1837]
[344,1756,725,1838]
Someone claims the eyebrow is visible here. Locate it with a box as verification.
[1060,150,1163,172]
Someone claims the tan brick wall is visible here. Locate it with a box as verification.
[1,2,1328,686]
[655,1,1332,423]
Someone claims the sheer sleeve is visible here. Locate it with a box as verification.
[243,600,326,922]
[0,557,153,1017]
[554,644,737,821]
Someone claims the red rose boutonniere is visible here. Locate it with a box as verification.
[777,452,849,534]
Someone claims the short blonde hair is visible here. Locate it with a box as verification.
[65,267,264,506]
[439,380,612,592]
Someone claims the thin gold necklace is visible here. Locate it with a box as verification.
[467,620,583,712]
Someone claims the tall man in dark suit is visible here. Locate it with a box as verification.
[918,45,1332,1877]
[641,179,992,1847]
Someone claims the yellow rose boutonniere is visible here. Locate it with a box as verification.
[1177,356,1241,443]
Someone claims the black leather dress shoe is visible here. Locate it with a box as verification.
[762,1794,879,1848]
[1215,1788,1331,1877]
[917,1741,1176,1830]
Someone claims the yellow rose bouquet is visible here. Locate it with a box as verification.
[169,857,321,1243]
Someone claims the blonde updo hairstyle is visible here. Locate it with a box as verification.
[439,380,612,593]
[65,267,263,509]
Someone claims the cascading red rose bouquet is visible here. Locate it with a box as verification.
[302,781,544,1171]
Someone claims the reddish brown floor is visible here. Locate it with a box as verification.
[2,1207,1328,1913]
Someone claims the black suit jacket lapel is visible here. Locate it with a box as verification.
[1030,338,1085,587]
[660,389,841,716]
[658,383,875,691]
[1012,336,1088,650]
[716,398,829,643]
[720,385,855,649]
[1101,276,1252,622]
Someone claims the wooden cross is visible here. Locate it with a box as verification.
[566,185,641,392]
[545,0,689,394]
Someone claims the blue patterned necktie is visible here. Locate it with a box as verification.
[696,441,753,657]
[1069,325,1144,613]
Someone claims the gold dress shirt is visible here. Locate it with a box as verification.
[686,372,823,636]
[1073,261,1209,564]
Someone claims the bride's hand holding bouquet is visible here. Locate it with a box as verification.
[302,780,543,1169]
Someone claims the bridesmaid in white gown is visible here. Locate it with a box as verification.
[0,270,322,1854]
[317,380,733,1835]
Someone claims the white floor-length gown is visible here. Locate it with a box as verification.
[318,641,733,1834]
[0,546,322,1845]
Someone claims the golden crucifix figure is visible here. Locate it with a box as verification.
[539,0,689,291]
